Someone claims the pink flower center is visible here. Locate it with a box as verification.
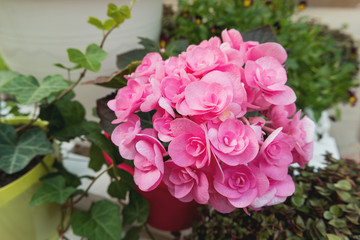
[186,137,206,157]
[229,173,249,192]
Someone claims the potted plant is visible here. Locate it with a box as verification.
[188,153,360,240]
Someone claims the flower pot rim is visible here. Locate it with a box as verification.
[0,155,54,207]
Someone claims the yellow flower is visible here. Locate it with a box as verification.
[243,0,252,8]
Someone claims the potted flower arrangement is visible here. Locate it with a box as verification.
[96,26,316,234]
[1,1,317,239]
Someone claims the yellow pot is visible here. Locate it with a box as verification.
[0,117,61,240]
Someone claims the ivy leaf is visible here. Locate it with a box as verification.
[242,25,279,43]
[0,124,53,174]
[71,200,122,240]
[107,179,131,200]
[30,175,76,206]
[123,226,143,240]
[103,19,116,30]
[88,16,105,30]
[107,4,131,25]
[89,143,106,172]
[0,70,20,89]
[1,74,68,105]
[122,190,149,225]
[67,44,107,72]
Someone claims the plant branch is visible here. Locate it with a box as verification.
[73,164,114,205]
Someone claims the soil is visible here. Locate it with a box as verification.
[0,156,42,188]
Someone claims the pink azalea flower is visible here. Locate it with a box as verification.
[185,45,226,76]
[108,80,146,123]
[208,118,259,166]
[255,127,294,180]
[168,118,210,168]
[251,175,295,209]
[133,134,166,192]
[213,164,268,208]
[177,71,235,121]
[152,109,174,142]
[111,114,142,160]
[286,111,315,168]
[163,160,210,204]
[133,52,163,78]
[245,56,296,105]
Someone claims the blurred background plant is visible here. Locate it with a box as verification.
[161,0,359,121]
[188,153,360,240]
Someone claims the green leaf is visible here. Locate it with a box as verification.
[103,19,116,30]
[30,175,76,205]
[122,190,149,225]
[117,49,148,70]
[53,161,82,188]
[323,211,333,220]
[242,25,279,43]
[54,63,82,71]
[0,70,20,89]
[87,132,123,165]
[71,200,122,240]
[96,93,117,135]
[0,124,53,174]
[334,179,352,191]
[1,74,68,105]
[138,37,160,52]
[107,4,131,25]
[165,39,189,56]
[67,44,107,72]
[123,226,143,240]
[329,205,343,217]
[88,16,105,30]
[291,195,305,208]
[107,179,130,200]
[89,143,106,172]
[329,219,347,228]
[337,191,352,203]
[326,234,342,240]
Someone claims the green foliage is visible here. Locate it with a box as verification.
[67,44,107,72]
[30,175,77,206]
[164,0,359,121]
[71,200,122,240]
[0,53,9,70]
[0,73,68,105]
[0,123,53,174]
[122,190,150,226]
[190,154,360,240]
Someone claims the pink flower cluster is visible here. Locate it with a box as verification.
[108,29,315,213]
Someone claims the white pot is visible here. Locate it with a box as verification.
[0,0,162,118]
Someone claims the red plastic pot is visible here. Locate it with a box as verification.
[103,151,200,232]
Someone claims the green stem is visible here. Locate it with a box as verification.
[73,165,114,205]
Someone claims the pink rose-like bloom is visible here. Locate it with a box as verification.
[133,52,163,78]
[108,80,145,123]
[152,109,174,142]
[286,111,315,168]
[245,56,296,105]
[133,134,166,192]
[245,42,287,64]
[111,114,141,160]
[267,103,296,129]
[251,175,295,209]
[208,119,259,166]
[163,160,209,204]
[221,29,243,50]
[185,44,226,76]
[168,118,210,169]
[213,165,268,209]
[256,127,294,180]
[177,71,235,121]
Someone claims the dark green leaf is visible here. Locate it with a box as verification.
[96,92,117,135]
[107,179,130,200]
[291,195,305,208]
[329,205,343,217]
[67,44,107,72]
[123,226,143,240]
[53,161,82,188]
[138,37,160,52]
[122,190,149,225]
[329,219,347,228]
[337,191,352,203]
[30,175,76,205]
[165,39,189,56]
[242,25,279,43]
[323,211,333,220]
[71,200,122,240]
[117,49,148,70]
[89,143,106,172]
[326,234,342,240]
[0,124,53,174]
[87,132,123,165]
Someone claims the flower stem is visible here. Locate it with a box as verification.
[73,165,114,205]
[262,126,275,133]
